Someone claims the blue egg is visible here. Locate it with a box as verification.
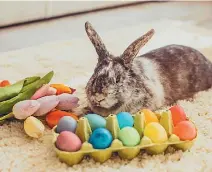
[116,112,134,129]
[85,113,106,131]
[56,116,77,133]
[88,128,113,149]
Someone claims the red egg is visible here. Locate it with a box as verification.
[173,121,197,141]
[56,131,82,152]
[0,80,10,87]
[169,105,187,126]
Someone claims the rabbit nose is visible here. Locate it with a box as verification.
[95,93,105,101]
[93,99,102,107]
[93,94,105,107]
[94,101,101,107]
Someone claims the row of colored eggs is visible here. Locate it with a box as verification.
[56,114,167,152]
[56,112,135,151]
[55,106,197,152]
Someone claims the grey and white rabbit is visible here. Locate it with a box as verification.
[84,21,212,117]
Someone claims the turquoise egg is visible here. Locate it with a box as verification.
[85,113,106,131]
[118,127,140,146]
[116,112,134,129]
[89,128,113,149]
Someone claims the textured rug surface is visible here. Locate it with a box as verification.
[0,16,212,172]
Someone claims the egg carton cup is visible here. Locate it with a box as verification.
[52,110,197,166]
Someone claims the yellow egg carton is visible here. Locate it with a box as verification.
[52,110,197,166]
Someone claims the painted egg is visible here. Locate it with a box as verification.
[24,116,45,138]
[56,93,79,111]
[169,105,187,126]
[144,122,168,143]
[88,128,113,149]
[13,100,40,120]
[85,114,106,131]
[116,112,134,129]
[173,121,197,141]
[46,110,78,128]
[56,131,82,152]
[34,95,59,116]
[46,87,57,96]
[56,116,77,133]
[142,109,159,125]
[118,127,140,146]
[31,84,50,100]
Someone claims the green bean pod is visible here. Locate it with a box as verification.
[0,80,25,102]
[23,76,40,86]
[0,76,40,102]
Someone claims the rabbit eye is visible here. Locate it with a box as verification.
[116,75,121,83]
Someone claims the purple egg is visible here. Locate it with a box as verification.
[56,116,77,133]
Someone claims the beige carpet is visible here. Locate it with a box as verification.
[0,17,212,171]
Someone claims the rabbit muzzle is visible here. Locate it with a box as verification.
[91,93,118,109]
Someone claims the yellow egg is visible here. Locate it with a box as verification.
[144,122,168,143]
[24,116,45,138]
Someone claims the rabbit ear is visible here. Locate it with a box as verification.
[85,22,110,61]
[121,29,155,65]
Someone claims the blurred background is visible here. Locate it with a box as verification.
[0,1,212,53]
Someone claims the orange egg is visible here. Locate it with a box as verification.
[173,121,197,141]
[46,110,78,128]
[142,109,159,125]
[169,105,187,126]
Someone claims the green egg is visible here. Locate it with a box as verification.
[85,114,106,131]
[118,127,141,147]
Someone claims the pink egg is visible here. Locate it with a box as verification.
[56,131,82,152]
[13,100,40,119]
[31,84,50,100]
[34,95,59,116]
[56,93,79,111]
[46,87,57,96]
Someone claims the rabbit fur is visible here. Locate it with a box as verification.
[84,21,212,117]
